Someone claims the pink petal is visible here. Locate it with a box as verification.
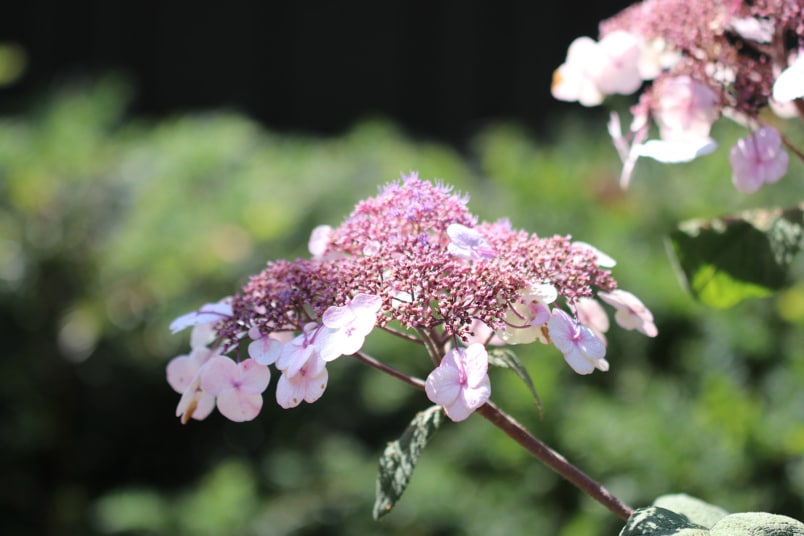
[322,304,355,329]
[562,347,598,375]
[277,336,315,377]
[461,378,491,410]
[425,364,461,407]
[216,390,263,422]
[248,336,282,366]
[276,372,307,409]
[199,356,238,396]
[302,367,329,404]
[443,399,474,422]
[166,355,198,393]
[238,359,271,394]
[461,344,489,387]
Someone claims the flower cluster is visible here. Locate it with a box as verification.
[552,0,803,192]
[167,174,656,423]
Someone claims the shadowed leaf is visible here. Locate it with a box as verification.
[667,205,804,308]
[372,405,444,520]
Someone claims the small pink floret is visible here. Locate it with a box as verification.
[425,344,491,422]
[598,289,658,337]
[729,127,789,194]
[548,309,608,375]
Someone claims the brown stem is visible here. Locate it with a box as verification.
[781,130,804,163]
[476,401,633,521]
[380,324,426,345]
[351,350,634,521]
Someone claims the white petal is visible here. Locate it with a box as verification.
[773,55,804,103]
[635,137,716,163]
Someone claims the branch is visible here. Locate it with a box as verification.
[476,402,633,521]
[351,350,634,521]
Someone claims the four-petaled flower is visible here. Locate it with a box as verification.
[276,353,329,409]
[425,344,491,422]
[499,284,557,345]
[598,289,658,337]
[729,127,789,194]
[548,309,609,375]
[166,323,220,423]
[318,294,383,362]
[200,357,271,422]
[447,223,496,261]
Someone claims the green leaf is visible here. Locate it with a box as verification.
[622,496,804,535]
[652,494,728,528]
[710,512,804,535]
[619,506,709,536]
[667,205,804,308]
[372,405,444,520]
[488,348,542,415]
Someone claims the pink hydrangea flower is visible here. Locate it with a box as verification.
[547,309,608,375]
[308,225,333,258]
[552,31,648,106]
[275,353,328,409]
[200,357,271,422]
[729,126,789,194]
[552,36,607,106]
[446,223,496,261]
[166,323,220,423]
[575,297,610,344]
[276,323,321,378]
[499,283,557,344]
[598,289,658,337]
[425,344,491,422]
[594,30,644,96]
[318,294,382,362]
[247,326,293,366]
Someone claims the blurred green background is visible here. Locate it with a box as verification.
[2,75,804,536]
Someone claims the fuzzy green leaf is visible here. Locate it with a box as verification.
[619,506,710,536]
[372,405,444,520]
[667,205,804,308]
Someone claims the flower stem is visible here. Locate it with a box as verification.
[352,350,634,521]
[475,401,633,521]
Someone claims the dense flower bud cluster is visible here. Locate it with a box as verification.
[553,0,803,192]
[167,174,656,423]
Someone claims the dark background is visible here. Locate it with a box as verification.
[1,1,631,144]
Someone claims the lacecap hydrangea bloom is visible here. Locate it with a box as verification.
[552,0,803,192]
[167,173,656,423]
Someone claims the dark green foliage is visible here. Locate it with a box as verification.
[373,405,444,519]
[669,206,804,308]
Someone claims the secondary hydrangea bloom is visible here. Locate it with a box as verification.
[548,309,609,375]
[167,173,656,423]
[425,344,491,422]
[200,357,271,422]
[598,289,658,338]
[554,0,804,192]
[729,126,790,193]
